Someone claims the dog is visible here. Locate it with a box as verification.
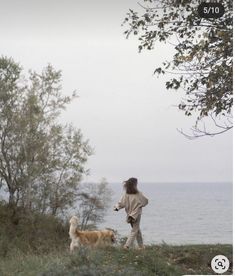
[69,216,115,251]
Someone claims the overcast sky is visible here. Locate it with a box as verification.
[0,0,232,183]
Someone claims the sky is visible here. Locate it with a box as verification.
[0,0,232,183]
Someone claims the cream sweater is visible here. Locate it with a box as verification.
[115,191,148,220]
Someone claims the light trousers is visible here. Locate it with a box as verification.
[125,214,143,247]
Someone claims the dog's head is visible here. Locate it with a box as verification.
[69,215,79,226]
[104,229,116,243]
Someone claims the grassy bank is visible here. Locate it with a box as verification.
[0,244,232,275]
[0,204,232,275]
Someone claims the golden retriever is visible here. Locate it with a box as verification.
[69,216,115,251]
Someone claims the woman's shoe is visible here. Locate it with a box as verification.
[123,245,129,250]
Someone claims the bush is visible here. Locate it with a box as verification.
[0,203,69,257]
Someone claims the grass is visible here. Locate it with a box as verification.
[0,244,232,276]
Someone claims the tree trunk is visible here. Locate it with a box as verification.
[8,189,15,207]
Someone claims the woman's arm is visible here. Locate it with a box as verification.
[139,192,149,207]
[114,194,126,211]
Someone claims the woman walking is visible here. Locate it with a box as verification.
[114,177,148,249]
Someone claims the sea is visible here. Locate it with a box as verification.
[99,182,233,245]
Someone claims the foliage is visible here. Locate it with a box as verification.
[0,56,92,215]
[123,0,233,133]
[0,202,68,257]
[76,178,113,230]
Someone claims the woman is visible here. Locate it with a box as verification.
[114,177,148,249]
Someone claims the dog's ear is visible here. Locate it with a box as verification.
[111,233,116,243]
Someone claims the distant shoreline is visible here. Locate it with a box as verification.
[82,181,233,185]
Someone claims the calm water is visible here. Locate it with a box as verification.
[99,182,233,245]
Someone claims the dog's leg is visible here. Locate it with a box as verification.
[70,241,75,252]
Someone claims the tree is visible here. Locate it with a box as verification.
[0,56,92,214]
[31,125,91,216]
[123,0,232,138]
[77,178,112,230]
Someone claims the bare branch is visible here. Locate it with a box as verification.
[177,114,233,139]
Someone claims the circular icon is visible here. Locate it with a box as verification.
[211,255,230,274]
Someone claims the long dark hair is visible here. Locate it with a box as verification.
[124,177,138,194]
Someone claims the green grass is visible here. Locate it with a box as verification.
[0,244,232,276]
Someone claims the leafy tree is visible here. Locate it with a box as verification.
[0,57,92,214]
[123,0,232,137]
